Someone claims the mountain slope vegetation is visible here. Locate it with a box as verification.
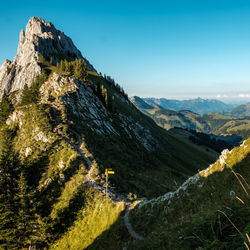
[88,139,250,249]
[0,60,219,249]
[131,96,250,142]
[0,17,224,249]
[128,139,250,249]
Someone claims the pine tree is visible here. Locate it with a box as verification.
[49,57,53,65]
[68,61,74,76]
[110,95,116,113]
[73,59,87,81]
[0,91,14,126]
[16,171,33,247]
[56,62,60,71]
[64,59,70,73]
[20,70,48,105]
[101,85,108,107]
[95,83,110,108]
[0,128,48,249]
[58,60,65,73]
[20,84,31,105]
[0,128,19,248]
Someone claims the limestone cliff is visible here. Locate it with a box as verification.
[0,17,95,99]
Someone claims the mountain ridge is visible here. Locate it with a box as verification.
[224,102,250,117]
[79,138,250,249]
[143,96,234,114]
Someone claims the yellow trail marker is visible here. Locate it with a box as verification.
[105,169,115,175]
[105,169,115,198]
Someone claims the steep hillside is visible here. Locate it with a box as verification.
[0,17,219,249]
[143,97,233,114]
[89,139,249,249]
[128,139,250,249]
[131,96,249,142]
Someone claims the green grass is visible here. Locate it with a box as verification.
[0,59,237,249]
[50,165,87,220]
[128,139,250,249]
[12,104,56,157]
[51,187,125,250]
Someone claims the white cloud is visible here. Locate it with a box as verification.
[238,93,250,98]
[216,94,229,98]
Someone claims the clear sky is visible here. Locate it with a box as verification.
[1,0,250,103]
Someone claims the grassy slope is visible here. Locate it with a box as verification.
[51,187,125,250]
[225,103,250,117]
[0,67,219,248]
[84,73,218,198]
[128,138,250,249]
[87,140,249,249]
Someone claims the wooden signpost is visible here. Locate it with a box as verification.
[105,168,115,198]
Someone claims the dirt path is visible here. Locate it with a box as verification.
[65,129,144,240]
[124,204,144,240]
[51,106,144,240]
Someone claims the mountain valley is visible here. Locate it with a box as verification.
[131,96,250,144]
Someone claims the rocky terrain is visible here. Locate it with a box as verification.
[0,17,94,100]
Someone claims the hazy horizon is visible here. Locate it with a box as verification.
[131,94,250,105]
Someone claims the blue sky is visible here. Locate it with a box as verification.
[1,0,250,103]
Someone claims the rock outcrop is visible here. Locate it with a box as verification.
[0,17,95,99]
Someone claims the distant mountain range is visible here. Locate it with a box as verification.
[224,103,250,117]
[143,97,234,114]
[131,96,250,142]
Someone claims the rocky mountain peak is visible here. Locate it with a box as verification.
[15,17,83,67]
[0,17,94,99]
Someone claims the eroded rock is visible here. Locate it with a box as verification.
[0,17,95,100]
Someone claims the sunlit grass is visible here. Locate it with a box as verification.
[127,139,250,249]
[50,166,87,220]
[51,188,125,249]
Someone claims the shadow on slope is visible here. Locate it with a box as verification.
[130,152,250,249]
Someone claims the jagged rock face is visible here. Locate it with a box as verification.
[40,72,119,135]
[40,72,156,150]
[0,17,95,99]
[15,17,84,67]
